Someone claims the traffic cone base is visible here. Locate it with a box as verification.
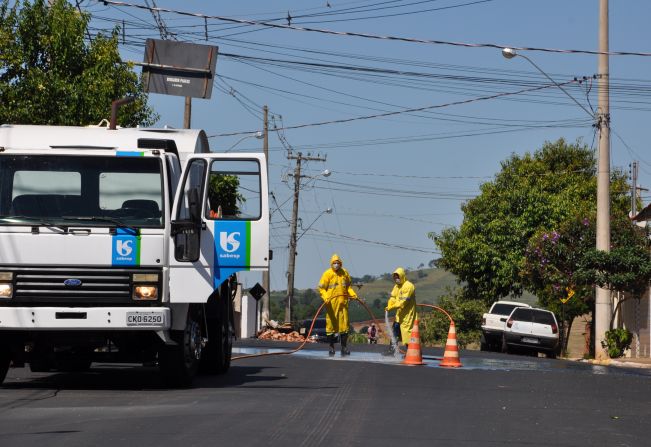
[439,321,462,368]
[403,319,425,366]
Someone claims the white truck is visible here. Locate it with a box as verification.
[480,300,531,352]
[0,124,269,386]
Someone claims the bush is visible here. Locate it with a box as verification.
[601,328,633,358]
[419,291,486,349]
[348,332,368,344]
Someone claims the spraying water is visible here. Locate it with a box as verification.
[385,311,402,361]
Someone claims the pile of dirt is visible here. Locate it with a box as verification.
[256,329,315,343]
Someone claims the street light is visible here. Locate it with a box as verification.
[502,46,611,359]
[501,48,593,118]
[225,131,263,152]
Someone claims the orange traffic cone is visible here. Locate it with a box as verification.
[403,319,425,366]
[439,321,462,368]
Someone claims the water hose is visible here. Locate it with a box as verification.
[232,297,387,361]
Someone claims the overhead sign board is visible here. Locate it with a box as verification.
[142,39,218,99]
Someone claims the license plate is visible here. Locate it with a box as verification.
[126,312,164,326]
[522,337,539,344]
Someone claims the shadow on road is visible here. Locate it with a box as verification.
[2,364,290,391]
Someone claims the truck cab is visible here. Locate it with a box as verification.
[0,124,269,386]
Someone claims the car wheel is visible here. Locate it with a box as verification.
[501,335,509,354]
[547,349,557,359]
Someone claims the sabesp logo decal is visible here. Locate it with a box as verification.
[112,229,140,266]
[116,240,133,257]
[220,231,240,253]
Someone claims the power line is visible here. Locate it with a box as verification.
[101,1,651,57]
[209,78,583,137]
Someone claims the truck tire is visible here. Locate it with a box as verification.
[200,282,233,375]
[0,345,10,385]
[159,305,203,387]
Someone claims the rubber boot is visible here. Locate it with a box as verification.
[328,335,336,356]
[340,333,350,356]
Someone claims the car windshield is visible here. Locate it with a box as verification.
[0,154,164,228]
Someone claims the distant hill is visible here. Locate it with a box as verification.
[270,268,462,324]
[352,268,458,305]
[268,267,539,325]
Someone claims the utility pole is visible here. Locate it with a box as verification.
[631,161,638,217]
[595,0,611,360]
[184,97,191,129]
[261,105,270,328]
[285,151,326,323]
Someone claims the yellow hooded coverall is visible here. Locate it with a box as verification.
[386,267,417,344]
[318,254,358,335]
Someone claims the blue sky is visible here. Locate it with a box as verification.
[83,0,651,292]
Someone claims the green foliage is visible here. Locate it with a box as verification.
[601,328,633,358]
[419,289,487,349]
[348,332,367,344]
[208,174,244,216]
[429,138,630,306]
[523,215,651,325]
[0,0,156,126]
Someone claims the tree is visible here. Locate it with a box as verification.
[429,139,630,305]
[522,214,651,354]
[0,0,156,127]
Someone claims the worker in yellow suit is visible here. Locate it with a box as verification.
[386,267,417,348]
[318,254,359,356]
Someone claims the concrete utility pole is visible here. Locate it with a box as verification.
[261,105,270,327]
[631,161,638,217]
[595,0,611,360]
[285,152,326,323]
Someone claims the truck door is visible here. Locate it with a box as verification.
[169,154,269,303]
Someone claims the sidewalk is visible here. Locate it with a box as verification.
[566,356,651,369]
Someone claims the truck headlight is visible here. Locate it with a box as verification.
[0,283,12,299]
[133,285,158,301]
[0,272,13,299]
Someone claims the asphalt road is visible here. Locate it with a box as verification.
[1,341,650,447]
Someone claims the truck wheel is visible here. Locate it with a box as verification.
[480,340,488,351]
[0,346,10,385]
[200,286,233,375]
[159,305,203,387]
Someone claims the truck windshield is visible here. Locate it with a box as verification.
[0,154,164,228]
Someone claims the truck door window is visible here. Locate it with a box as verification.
[177,159,206,221]
[206,159,261,220]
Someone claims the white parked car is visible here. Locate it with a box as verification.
[502,307,560,358]
[480,300,532,352]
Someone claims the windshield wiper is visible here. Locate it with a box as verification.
[62,216,136,233]
[0,215,68,231]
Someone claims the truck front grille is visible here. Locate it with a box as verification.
[6,267,162,306]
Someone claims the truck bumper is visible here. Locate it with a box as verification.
[0,307,170,330]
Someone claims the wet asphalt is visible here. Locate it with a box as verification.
[0,340,649,446]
